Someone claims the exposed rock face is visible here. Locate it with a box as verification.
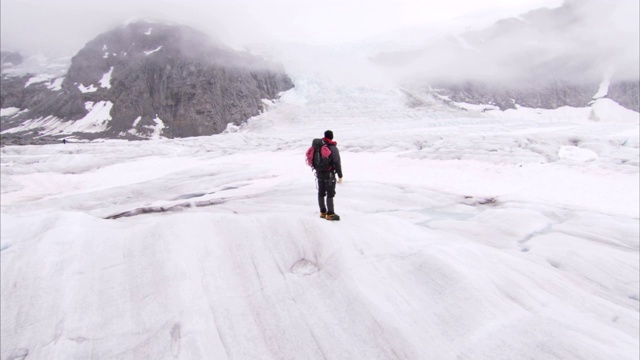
[432,81,601,111]
[1,74,85,120]
[1,21,294,140]
[608,81,640,112]
[0,133,62,147]
[0,75,28,110]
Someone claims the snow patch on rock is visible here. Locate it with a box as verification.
[78,83,97,93]
[1,107,21,117]
[46,77,64,91]
[99,67,114,89]
[142,115,166,139]
[144,46,163,56]
[1,101,113,136]
[25,75,53,87]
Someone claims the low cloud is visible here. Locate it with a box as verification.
[1,0,636,87]
[370,0,639,85]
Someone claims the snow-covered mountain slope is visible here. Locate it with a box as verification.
[1,78,638,359]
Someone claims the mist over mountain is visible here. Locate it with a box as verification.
[0,51,23,68]
[1,21,294,143]
[1,0,637,144]
[371,0,639,111]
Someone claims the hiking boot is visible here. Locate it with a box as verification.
[320,212,327,218]
[325,213,340,221]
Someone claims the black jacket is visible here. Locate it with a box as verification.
[319,138,342,179]
[327,144,342,178]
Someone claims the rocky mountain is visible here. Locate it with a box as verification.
[371,0,639,112]
[1,21,294,142]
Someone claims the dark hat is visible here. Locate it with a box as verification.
[324,130,333,139]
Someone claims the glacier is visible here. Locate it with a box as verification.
[1,76,638,359]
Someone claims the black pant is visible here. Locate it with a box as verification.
[317,174,336,214]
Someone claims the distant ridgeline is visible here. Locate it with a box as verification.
[0,21,294,143]
[0,51,23,68]
[371,1,639,113]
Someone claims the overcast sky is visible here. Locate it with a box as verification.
[1,0,564,54]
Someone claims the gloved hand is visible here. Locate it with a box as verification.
[338,177,343,184]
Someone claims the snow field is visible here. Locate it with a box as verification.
[1,78,639,359]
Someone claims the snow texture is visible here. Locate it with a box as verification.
[1,76,638,360]
[144,46,163,56]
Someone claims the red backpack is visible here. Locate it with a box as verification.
[306,138,332,171]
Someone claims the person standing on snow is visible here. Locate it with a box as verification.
[317,130,343,221]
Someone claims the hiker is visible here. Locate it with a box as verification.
[62,139,66,144]
[315,130,343,221]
